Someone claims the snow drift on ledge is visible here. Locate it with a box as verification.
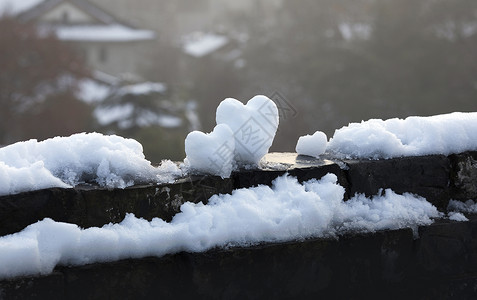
[0,132,181,196]
[0,173,441,280]
[325,112,477,159]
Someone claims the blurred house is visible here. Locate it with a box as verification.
[3,0,157,80]
[89,0,283,38]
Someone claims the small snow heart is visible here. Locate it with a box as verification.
[184,124,235,178]
[296,131,328,158]
[216,95,279,165]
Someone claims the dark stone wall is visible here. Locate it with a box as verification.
[2,152,476,236]
[1,151,477,299]
[1,217,477,299]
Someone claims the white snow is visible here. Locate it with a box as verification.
[0,173,441,280]
[183,32,229,57]
[94,104,135,128]
[94,105,183,129]
[326,112,477,159]
[448,212,469,222]
[216,95,279,165]
[116,82,166,96]
[185,124,235,178]
[448,199,477,214]
[446,199,477,221]
[0,0,42,15]
[184,95,279,177]
[338,22,372,41]
[140,112,182,128]
[54,24,155,42]
[76,79,111,104]
[296,131,328,158]
[0,132,181,196]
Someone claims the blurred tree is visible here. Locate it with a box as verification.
[93,83,191,162]
[241,0,477,145]
[0,16,90,145]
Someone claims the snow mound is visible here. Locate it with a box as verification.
[448,212,468,222]
[0,132,180,196]
[326,112,477,159]
[296,131,328,158]
[185,124,235,178]
[448,199,477,214]
[0,173,440,279]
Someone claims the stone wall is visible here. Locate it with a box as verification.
[1,152,477,298]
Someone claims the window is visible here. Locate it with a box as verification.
[99,47,108,63]
[62,11,69,24]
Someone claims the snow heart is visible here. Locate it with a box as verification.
[185,124,235,178]
[216,95,279,165]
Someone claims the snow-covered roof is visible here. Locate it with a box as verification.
[54,24,155,42]
[17,0,115,24]
[2,0,156,43]
[182,32,229,57]
[0,0,43,16]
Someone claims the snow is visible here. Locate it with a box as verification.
[94,105,183,129]
[338,23,372,40]
[54,24,155,42]
[0,133,181,196]
[76,79,111,104]
[0,0,42,15]
[137,111,183,128]
[183,32,229,57]
[91,81,178,129]
[296,131,328,158]
[185,95,278,177]
[185,124,235,178]
[116,82,166,96]
[448,212,468,222]
[0,173,441,280]
[448,199,477,214]
[326,112,477,159]
[94,104,135,128]
[216,95,279,165]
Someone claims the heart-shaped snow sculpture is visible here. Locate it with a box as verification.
[185,124,235,178]
[216,95,279,165]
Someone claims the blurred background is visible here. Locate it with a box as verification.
[1,0,476,163]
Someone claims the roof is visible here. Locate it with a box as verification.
[2,0,156,42]
[182,32,229,57]
[17,0,116,24]
[55,24,155,42]
[0,0,43,16]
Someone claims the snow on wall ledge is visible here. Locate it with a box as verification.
[1,150,477,281]
[326,112,477,159]
[0,132,181,196]
[1,111,477,282]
